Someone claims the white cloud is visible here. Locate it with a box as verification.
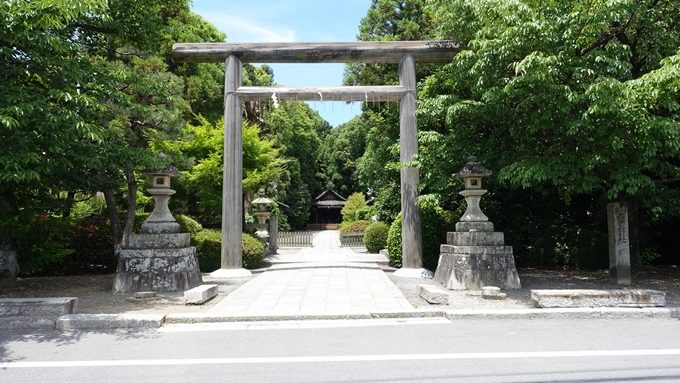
[205,14,297,42]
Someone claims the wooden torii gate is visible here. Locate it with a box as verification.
[172,41,461,277]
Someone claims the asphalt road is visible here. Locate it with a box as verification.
[2,318,680,382]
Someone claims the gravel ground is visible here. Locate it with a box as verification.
[389,266,680,309]
[1,266,678,314]
[0,273,254,314]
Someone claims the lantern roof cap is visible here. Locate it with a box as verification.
[455,156,492,178]
[252,196,273,205]
[143,153,181,176]
[252,189,273,205]
[144,164,181,176]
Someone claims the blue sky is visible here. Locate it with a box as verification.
[191,0,372,126]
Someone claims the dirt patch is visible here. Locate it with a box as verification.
[0,273,253,314]
[1,266,678,314]
[389,266,680,309]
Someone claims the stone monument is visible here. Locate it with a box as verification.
[113,164,202,293]
[607,202,631,286]
[0,239,19,287]
[434,156,521,290]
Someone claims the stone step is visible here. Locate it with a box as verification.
[417,284,450,304]
[531,289,666,308]
[184,284,218,304]
[0,297,78,317]
[126,233,191,249]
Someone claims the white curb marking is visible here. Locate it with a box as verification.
[3,349,680,369]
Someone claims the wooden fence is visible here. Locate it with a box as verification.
[277,231,314,247]
[340,232,364,247]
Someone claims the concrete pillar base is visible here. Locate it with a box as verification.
[393,267,433,279]
[210,268,252,279]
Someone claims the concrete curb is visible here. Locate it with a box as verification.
[165,312,374,323]
[55,314,166,330]
[0,317,56,330]
[446,307,680,320]
[4,307,678,331]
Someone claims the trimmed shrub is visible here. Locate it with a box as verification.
[364,222,389,253]
[192,230,265,271]
[339,220,371,234]
[193,229,221,272]
[386,215,402,268]
[242,233,266,269]
[176,214,203,234]
[385,204,451,271]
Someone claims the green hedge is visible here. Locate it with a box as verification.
[386,215,403,268]
[339,220,371,234]
[192,229,266,271]
[386,203,451,271]
[364,222,389,253]
[176,214,203,234]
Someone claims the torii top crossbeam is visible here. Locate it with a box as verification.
[171,41,462,64]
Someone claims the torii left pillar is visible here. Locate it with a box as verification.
[210,55,251,278]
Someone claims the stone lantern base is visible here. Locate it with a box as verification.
[113,224,202,294]
[434,221,521,290]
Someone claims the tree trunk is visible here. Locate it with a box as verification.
[121,164,138,247]
[63,191,75,217]
[103,189,122,246]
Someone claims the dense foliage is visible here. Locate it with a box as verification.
[0,0,330,275]
[385,201,451,271]
[350,0,679,268]
[2,0,677,276]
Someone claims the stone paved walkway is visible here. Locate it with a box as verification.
[209,231,413,315]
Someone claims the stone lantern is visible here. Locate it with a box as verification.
[251,189,273,241]
[141,164,181,234]
[433,155,521,290]
[455,155,492,225]
[113,158,202,294]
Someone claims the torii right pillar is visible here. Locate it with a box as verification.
[394,55,429,278]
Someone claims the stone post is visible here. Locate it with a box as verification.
[0,243,19,287]
[269,213,278,253]
[608,202,631,286]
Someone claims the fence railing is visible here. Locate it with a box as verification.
[340,232,364,247]
[278,231,314,247]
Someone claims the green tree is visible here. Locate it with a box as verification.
[264,101,329,228]
[157,116,283,222]
[417,0,680,268]
[318,116,368,196]
[344,0,437,223]
[341,192,366,222]
[0,0,109,214]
